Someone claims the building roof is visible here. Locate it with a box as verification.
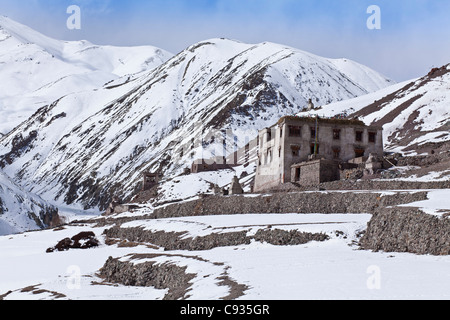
[277,115,367,127]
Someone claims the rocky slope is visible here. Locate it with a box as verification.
[299,64,450,155]
[0,171,59,235]
[352,64,450,155]
[0,36,393,211]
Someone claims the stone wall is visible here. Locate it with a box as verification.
[151,191,429,219]
[317,179,450,191]
[265,179,449,193]
[103,227,329,251]
[319,160,340,183]
[99,255,195,300]
[360,207,450,255]
[296,161,320,185]
[292,160,336,185]
[340,168,364,180]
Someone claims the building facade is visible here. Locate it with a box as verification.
[254,116,384,191]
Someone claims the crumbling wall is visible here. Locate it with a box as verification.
[103,227,329,251]
[151,191,429,219]
[317,180,450,191]
[99,256,195,300]
[360,208,450,255]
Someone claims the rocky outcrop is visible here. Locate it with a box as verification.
[0,170,62,235]
[39,206,62,229]
[46,231,99,253]
[360,208,450,255]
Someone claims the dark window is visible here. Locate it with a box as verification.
[291,145,300,157]
[310,127,316,139]
[267,131,272,142]
[295,168,301,181]
[289,126,302,137]
[355,131,363,142]
[333,148,341,159]
[369,132,376,143]
[333,129,341,140]
[355,148,365,158]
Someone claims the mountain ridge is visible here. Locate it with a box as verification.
[0,15,173,134]
[0,32,394,212]
[297,63,450,155]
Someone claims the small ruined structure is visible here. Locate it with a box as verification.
[254,115,384,191]
[105,196,121,216]
[104,196,140,216]
[291,159,340,185]
[365,153,383,175]
[142,172,160,191]
[213,185,229,196]
[191,156,233,174]
[229,176,244,195]
[306,98,315,111]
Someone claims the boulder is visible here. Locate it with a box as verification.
[46,231,99,253]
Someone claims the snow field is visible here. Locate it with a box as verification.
[1,207,450,300]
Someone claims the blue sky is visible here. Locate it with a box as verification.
[1,0,449,81]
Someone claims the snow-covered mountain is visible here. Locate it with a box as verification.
[352,64,450,154]
[0,18,394,212]
[0,16,173,134]
[0,170,59,235]
[298,63,450,155]
[1,18,450,303]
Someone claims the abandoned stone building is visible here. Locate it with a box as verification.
[142,172,160,191]
[191,156,235,173]
[254,115,384,192]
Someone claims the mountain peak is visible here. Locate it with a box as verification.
[0,16,173,134]
[0,15,63,57]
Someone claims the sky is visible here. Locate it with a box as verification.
[1,0,449,82]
